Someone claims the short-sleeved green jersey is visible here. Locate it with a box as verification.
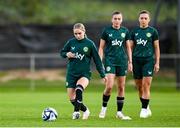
[101,26,130,66]
[130,26,159,58]
[61,37,105,78]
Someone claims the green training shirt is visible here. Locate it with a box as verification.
[130,26,159,58]
[101,26,130,66]
[61,37,105,78]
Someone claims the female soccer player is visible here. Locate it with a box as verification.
[61,23,106,120]
[130,10,160,118]
[98,11,132,120]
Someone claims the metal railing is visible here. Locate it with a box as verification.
[0,53,180,90]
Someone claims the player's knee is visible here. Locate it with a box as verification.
[117,85,125,92]
[105,87,113,94]
[75,84,84,92]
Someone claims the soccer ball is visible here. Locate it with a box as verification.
[42,107,58,121]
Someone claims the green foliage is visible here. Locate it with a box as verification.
[0,0,177,24]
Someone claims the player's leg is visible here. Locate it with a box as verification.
[67,88,77,114]
[135,79,146,109]
[67,88,81,119]
[133,58,143,100]
[67,88,76,108]
[73,77,89,119]
[135,79,143,97]
[99,72,115,118]
[133,58,143,101]
[103,73,115,102]
[140,59,154,118]
[115,66,131,120]
[139,76,152,118]
[66,74,77,111]
[66,75,83,119]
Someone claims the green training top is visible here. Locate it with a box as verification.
[61,37,105,78]
[130,26,159,58]
[101,26,130,66]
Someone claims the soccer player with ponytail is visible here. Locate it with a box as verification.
[61,23,107,120]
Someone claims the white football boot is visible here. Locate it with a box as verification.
[99,107,107,118]
[140,108,152,118]
[116,111,132,120]
[147,106,152,116]
[82,108,90,120]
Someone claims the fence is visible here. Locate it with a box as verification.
[0,53,180,90]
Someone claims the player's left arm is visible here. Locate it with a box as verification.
[154,40,160,73]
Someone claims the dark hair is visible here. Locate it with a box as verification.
[139,10,150,17]
[112,11,122,16]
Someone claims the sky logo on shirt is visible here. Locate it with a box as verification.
[136,38,147,46]
[74,52,85,60]
[112,39,123,46]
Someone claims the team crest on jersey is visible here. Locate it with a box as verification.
[121,33,126,38]
[146,33,151,37]
[106,66,111,72]
[83,47,88,52]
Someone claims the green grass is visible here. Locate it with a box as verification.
[0,71,180,127]
[0,91,180,127]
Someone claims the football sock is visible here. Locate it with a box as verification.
[117,97,124,111]
[80,103,87,112]
[74,84,84,111]
[70,99,76,111]
[70,99,76,106]
[140,97,143,103]
[102,94,110,107]
[141,97,149,109]
[70,99,87,112]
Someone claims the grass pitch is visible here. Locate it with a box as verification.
[0,71,180,127]
[0,87,180,127]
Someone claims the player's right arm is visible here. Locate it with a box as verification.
[126,40,133,72]
[60,41,75,58]
[98,39,106,61]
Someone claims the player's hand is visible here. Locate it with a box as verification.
[154,63,160,73]
[66,52,75,58]
[128,62,133,72]
[102,76,108,84]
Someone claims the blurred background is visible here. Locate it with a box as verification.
[0,0,179,91]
